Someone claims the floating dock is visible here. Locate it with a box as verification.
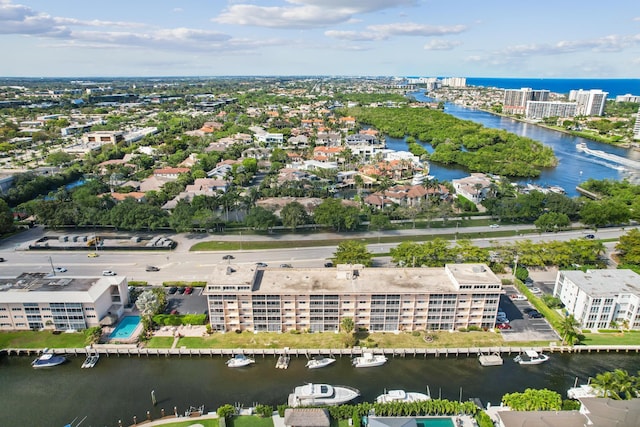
[478,353,503,366]
[276,354,290,369]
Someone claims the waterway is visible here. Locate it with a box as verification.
[1,352,639,426]
[391,91,640,197]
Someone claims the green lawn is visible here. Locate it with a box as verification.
[581,331,640,345]
[146,336,175,348]
[0,330,87,349]
[152,419,219,427]
[228,415,273,427]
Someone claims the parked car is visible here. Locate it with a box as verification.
[280,263,292,268]
[510,294,527,301]
[496,316,509,323]
[102,270,116,276]
[145,266,160,272]
[87,252,99,258]
[176,287,186,294]
[584,234,595,239]
[529,287,542,294]
[324,262,333,267]
[54,267,67,273]
[255,262,268,268]
[170,309,179,315]
[496,323,512,330]
[222,255,235,260]
[528,310,543,319]
[167,286,178,295]
[184,286,193,295]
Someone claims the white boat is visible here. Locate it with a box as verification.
[306,356,336,369]
[513,350,550,365]
[352,352,387,368]
[287,383,360,407]
[567,377,603,399]
[375,389,431,404]
[226,354,255,368]
[81,347,99,368]
[32,349,67,368]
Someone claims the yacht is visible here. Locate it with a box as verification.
[352,352,387,368]
[226,354,255,368]
[375,389,431,404]
[513,350,550,365]
[306,356,336,369]
[287,383,360,407]
[32,349,67,368]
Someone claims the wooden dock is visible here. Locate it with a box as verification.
[478,353,503,366]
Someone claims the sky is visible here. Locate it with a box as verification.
[1,0,640,78]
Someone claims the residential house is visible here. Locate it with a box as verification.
[313,146,344,162]
[105,192,147,203]
[153,167,191,179]
[162,178,228,210]
[283,409,330,427]
[451,173,493,204]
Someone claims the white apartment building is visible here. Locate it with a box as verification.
[503,88,550,115]
[615,94,640,103]
[441,77,467,88]
[634,108,640,140]
[203,263,502,333]
[0,273,129,331]
[553,269,640,330]
[568,89,608,116]
[525,101,577,120]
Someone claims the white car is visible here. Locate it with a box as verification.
[510,294,527,301]
[102,270,117,276]
[496,317,509,324]
[529,287,542,294]
[54,267,67,273]
[489,224,500,228]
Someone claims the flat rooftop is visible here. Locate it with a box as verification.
[206,263,500,294]
[0,273,123,303]
[562,269,640,296]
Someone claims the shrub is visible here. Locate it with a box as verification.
[216,404,235,419]
[411,331,421,337]
[467,325,482,332]
[128,281,148,286]
[254,404,273,418]
[277,404,288,418]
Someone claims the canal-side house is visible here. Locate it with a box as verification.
[553,269,640,331]
[203,263,502,333]
[0,273,129,331]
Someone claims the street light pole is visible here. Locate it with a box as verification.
[48,256,55,276]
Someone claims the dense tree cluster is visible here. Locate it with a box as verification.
[502,388,562,411]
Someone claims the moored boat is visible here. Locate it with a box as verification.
[226,354,255,368]
[513,350,549,365]
[375,389,431,404]
[287,383,360,407]
[352,351,387,368]
[306,356,336,369]
[32,348,67,368]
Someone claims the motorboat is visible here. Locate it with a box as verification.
[375,389,431,404]
[352,352,387,368]
[32,349,67,368]
[226,354,255,368]
[513,350,550,365]
[306,356,336,369]
[567,377,603,399]
[287,383,360,407]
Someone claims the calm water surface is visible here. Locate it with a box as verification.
[1,352,639,426]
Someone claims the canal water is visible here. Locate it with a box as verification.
[393,91,640,197]
[1,352,639,426]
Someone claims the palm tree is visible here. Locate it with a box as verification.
[558,314,581,345]
[591,371,617,398]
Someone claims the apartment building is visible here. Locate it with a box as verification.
[203,263,502,333]
[503,88,550,115]
[553,269,640,330]
[634,107,640,140]
[0,273,129,331]
[525,101,577,120]
[569,89,608,116]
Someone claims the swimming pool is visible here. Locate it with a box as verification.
[416,418,454,427]
[109,316,141,340]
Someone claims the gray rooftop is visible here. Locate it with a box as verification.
[496,410,586,427]
[562,269,640,296]
[0,273,98,293]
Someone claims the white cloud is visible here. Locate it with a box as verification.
[424,39,461,50]
[325,22,467,41]
[213,0,417,29]
[173,8,183,13]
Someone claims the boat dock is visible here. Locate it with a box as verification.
[275,354,290,369]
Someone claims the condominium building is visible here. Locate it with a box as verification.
[568,89,608,116]
[0,273,129,331]
[503,88,550,115]
[553,269,640,330]
[634,107,640,140]
[615,94,640,103]
[203,263,502,333]
[525,101,577,120]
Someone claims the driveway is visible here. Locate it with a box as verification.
[497,287,560,343]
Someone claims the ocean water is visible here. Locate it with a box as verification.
[464,77,640,98]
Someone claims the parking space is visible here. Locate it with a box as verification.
[497,286,560,342]
[165,287,208,315]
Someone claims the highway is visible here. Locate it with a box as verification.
[0,225,633,285]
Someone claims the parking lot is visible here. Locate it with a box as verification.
[165,287,208,316]
[496,285,560,342]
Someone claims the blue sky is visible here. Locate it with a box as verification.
[1,0,640,78]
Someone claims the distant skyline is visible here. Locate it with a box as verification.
[1,0,640,78]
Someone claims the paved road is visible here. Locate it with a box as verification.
[0,225,634,285]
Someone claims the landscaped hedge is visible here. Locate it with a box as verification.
[153,313,207,326]
[162,281,207,287]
